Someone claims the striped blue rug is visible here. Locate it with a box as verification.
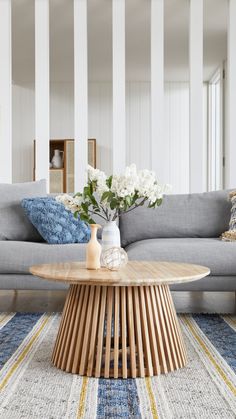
[0,313,235,418]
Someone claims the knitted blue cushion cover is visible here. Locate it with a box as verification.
[21,197,90,244]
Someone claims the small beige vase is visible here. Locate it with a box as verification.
[86,224,102,270]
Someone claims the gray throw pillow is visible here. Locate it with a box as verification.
[0,180,47,241]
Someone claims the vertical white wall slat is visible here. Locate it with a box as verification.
[151,0,165,181]
[0,0,12,183]
[226,0,236,188]
[112,0,126,174]
[189,0,204,192]
[35,0,50,188]
[74,0,88,191]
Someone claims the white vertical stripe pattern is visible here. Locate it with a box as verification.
[226,0,236,189]
[0,0,12,183]
[35,0,50,189]
[74,0,88,191]
[151,0,165,181]
[189,0,204,192]
[112,0,126,174]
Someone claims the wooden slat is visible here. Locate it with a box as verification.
[127,286,136,378]
[112,0,126,173]
[74,0,88,190]
[35,0,50,188]
[189,0,204,192]
[72,285,89,373]
[150,285,167,373]
[79,286,95,375]
[61,285,81,370]
[55,285,78,367]
[104,287,113,378]
[133,287,145,377]
[0,0,12,183]
[121,286,127,378]
[154,285,174,371]
[87,286,101,376]
[160,285,180,370]
[52,284,74,364]
[66,285,86,371]
[139,286,153,376]
[95,286,107,377]
[165,285,187,363]
[144,286,160,375]
[114,287,120,378]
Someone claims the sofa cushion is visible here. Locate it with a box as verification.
[0,180,46,241]
[0,241,86,274]
[125,237,236,276]
[120,190,232,247]
[22,197,90,244]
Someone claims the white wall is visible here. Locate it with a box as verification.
[12,81,198,194]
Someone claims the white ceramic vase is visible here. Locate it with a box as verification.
[101,221,121,251]
[51,149,64,169]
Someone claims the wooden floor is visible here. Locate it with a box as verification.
[0,290,235,313]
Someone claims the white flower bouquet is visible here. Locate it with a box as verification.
[56,164,170,224]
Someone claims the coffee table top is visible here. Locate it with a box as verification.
[30,261,210,287]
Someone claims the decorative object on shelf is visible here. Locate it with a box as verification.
[221,190,236,241]
[33,139,97,194]
[58,164,170,249]
[86,224,101,269]
[51,149,64,169]
[101,246,128,270]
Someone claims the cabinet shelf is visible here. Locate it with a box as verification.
[33,139,96,194]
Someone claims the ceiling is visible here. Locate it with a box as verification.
[12,0,228,83]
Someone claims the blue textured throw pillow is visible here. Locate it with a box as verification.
[21,197,90,244]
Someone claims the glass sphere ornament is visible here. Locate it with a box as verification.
[101,247,128,271]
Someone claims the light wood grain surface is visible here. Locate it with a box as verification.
[30,261,210,286]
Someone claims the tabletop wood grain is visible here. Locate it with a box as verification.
[30,261,210,286]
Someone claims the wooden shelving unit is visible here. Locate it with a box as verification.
[33,139,96,193]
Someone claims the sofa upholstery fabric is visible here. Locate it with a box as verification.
[126,237,236,276]
[120,190,232,247]
[0,180,46,242]
[0,241,86,274]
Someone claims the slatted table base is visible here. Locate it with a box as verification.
[52,284,187,378]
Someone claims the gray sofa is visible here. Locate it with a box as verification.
[0,181,235,292]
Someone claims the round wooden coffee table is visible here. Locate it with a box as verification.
[30,261,210,379]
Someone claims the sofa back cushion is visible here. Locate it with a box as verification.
[120,189,232,247]
[0,180,46,241]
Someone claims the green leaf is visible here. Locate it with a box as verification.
[110,198,118,210]
[74,192,82,198]
[101,191,110,202]
[106,175,113,189]
[107,191,115,202]
[125,196,132,207]
[88,218,96,224]
[73,211,79,219]
[90,195,99,208]
[81,203,89,213]
[83,186,91,198]
[80,212,90,222]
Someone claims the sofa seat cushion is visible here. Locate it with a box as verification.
[0,241,86,274]
[125,238,236,276]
